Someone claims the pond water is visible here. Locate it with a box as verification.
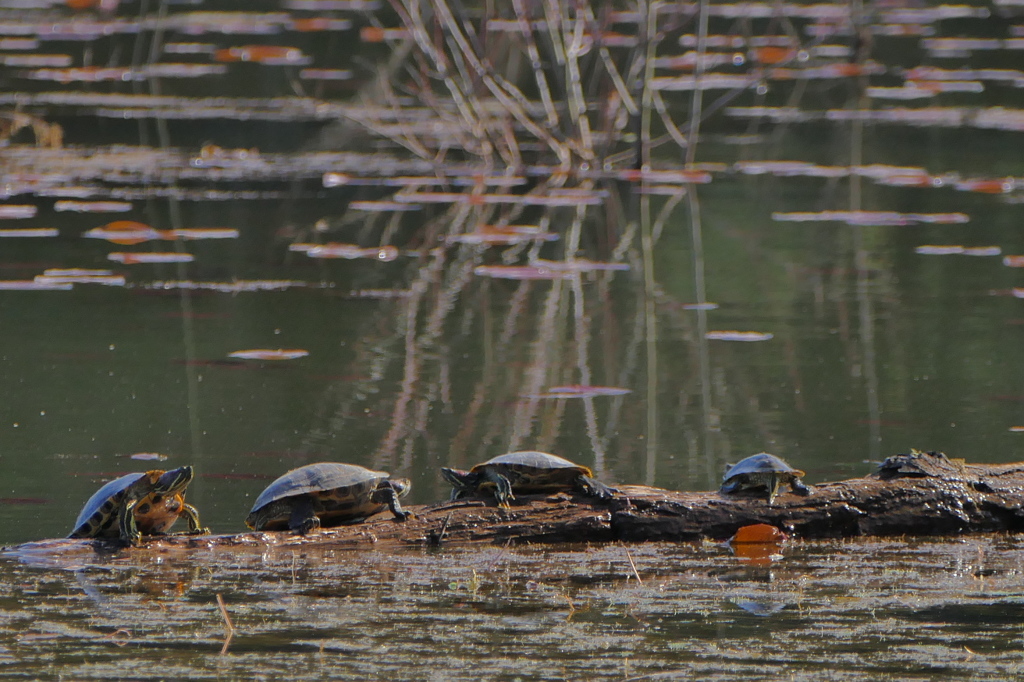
[1,0,1024,676]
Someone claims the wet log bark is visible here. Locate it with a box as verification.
[24,451,1024,554]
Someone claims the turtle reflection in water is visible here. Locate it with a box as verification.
[68,466,209,546]
[719,453,811,505]
[245,462,411,534]
[441,451,615,508]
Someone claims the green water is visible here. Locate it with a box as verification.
[1,0,1024,677]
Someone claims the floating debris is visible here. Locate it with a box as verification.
[1003,256,1024,268]
[0,228,58,238]
[84,222,239,244]
[532,259,630,273]
[0,280,73,290]
[54,201,132,213]
[682,302,719,310]
[954,178,1015,194]
[300,68,353,80]
[129,453,168,462]
[213,46,311,65]
[915,245,965,255]
[348,201,422,212]
[145,280,308,292]
[107,252,195,264]
[473,265,572,280]
[534,386,632,398]
[34,269,125,286]
[917,246,1002,257]
[772,211,969,225]
[290,243,399,261]
[0,206,37,219]
[706,331,774,341]
[447,225,559,245]
[228,349,310,360]
[83,222,162,244]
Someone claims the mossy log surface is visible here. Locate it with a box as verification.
[21,451,1024,555]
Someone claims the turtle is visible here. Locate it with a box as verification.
[440,451,615,508]
[245,462,411,534]
[719,453,811,505]
[68,466,209,546]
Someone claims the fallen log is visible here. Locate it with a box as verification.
[14,450,1024,556]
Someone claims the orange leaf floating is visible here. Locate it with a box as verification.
[706,331,773,341]
[228,349,309,361]
[954,178,1015,194]
[213,46,309,65]
[85,221,162,245]
[730,523,787,544]
[752,46,797,64]
[1004,256,1024,268]
[729,523,787,565]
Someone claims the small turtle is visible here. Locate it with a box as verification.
[720,453,811,505]
[68,466,208,546]
[441,451,614,508]
[245,462,411,534]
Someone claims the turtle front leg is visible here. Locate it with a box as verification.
[789,479,812,497]
[178,503,211,536]
[379,483,411,521]
[119,500,143,547]
[765,474,782,506]
[576,475,616,500]
[483,471,514,508]
[288,496,321,535]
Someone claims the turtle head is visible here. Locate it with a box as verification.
[389,477,412,498]
[440,467,477,497]
[152,466,194,495]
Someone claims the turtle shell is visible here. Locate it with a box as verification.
[471,451,593,490]
[70,472,149,537]
[722,453,803,483]
[246,462,394,528]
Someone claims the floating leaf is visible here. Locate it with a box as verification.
[682,302,719,310]
[293,243,399,261]
[447,225,559,245]
[84,221,161,244]
[535,385,632,398]
[706,331,774,341]
[0,205,37,219]
[0,280,73,290]
[954,178,1015,194]
[473,265,571,280]
[145,280,307,292]
[532,259,630,273]
[129,453,168,461]
[0,228,58,238]
[730,523,787,544]
[228,349,310,360]
[213,46,310,65]
[916,245,964,255]
[1004,256,1024,268]
[348,201,422,212]
[35,269,125,286]
[108,252,194,264]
